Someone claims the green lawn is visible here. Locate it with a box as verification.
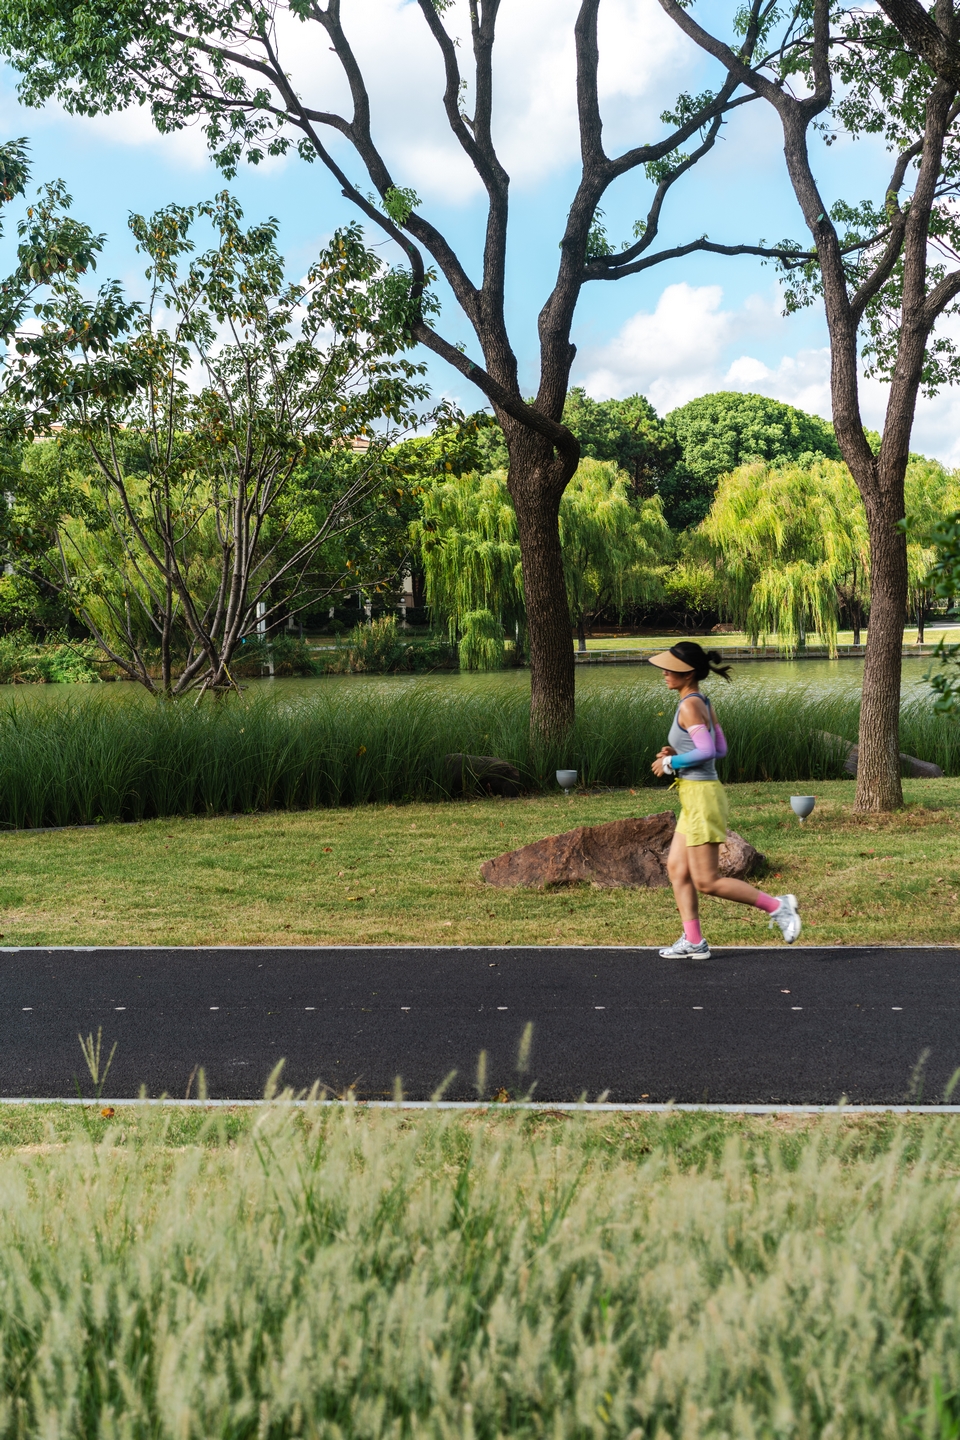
[1,778,956,947]
[580,626,960,649]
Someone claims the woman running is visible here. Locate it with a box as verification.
[648,642,801,958]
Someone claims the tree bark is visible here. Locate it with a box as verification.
[504,426,577,736]
[855,483,907,809]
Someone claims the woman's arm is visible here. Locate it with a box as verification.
[662,723,716,773]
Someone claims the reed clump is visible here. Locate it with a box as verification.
[0,683,953,827]
[0,1105,958,1436]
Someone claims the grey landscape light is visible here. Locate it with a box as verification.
[790,795,816,823]
[556,769,578,794]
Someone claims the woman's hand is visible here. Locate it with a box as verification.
[651,755,671,778]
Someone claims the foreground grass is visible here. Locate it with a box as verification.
[0,1103,958,1436]
[1,778,957,947]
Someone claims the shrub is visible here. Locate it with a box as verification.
[232,634,320,677]
[0,628,101,684]
[323,618,455,675]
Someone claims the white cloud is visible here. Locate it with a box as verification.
[578,279,960,465]
[577,281,781,411]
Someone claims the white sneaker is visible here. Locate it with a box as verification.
[658,935,711,959]
[770,895,802,944]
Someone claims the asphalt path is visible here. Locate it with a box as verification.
[2,945,960,1104]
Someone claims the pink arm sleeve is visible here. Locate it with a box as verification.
[668,723,717,771]
[713,720,728,759]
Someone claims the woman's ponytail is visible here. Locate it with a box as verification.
[668,641,733,682]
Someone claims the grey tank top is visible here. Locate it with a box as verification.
[667,692,718,782]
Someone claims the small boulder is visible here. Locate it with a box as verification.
[818,731,944,779]
[442,752,524,798]
[481,811,762,888]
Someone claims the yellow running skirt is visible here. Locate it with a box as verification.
[675,778,729,847]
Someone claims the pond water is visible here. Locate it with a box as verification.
[0,654,939,705]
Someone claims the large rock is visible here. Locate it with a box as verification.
[819,731,943,779]
[481,811,762,889]
[442,753,524,798]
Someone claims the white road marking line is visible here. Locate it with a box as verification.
[892,1006,903,1010]
[210,1006,219,1011]
[305,1006,315,1011]
[792,1006,803,1010]
[693,1006,703,1010]
[497,1006,508,1010]
[401,1006,410,1011]
[595,1006,605,1010]
[115,1007,125,1011]
[21,1007,31,1012]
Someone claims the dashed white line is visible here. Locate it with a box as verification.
[497,1006,508,1011]
[892,1006,903,1011]
[693,1006,703,1010]
[305,1006,315,1011]
[595,1006,605,1010]
[401,1006,410,1011]
[115,1007,126,1011]
[210,1006,219,1011]
[21,1007,31,1012]
[792,1006,803,1011]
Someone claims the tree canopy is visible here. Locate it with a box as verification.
[701,458,868,654]
[3,194,431,695]
[662,392,841,531]
[656,0,960,808]
[700,453,959,652]
[413,460,670,661]
[0,0,824,735]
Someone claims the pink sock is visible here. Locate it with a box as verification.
[755,892,780,914]
[683,919,703,944]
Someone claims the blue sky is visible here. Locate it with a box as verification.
[3,0,959,461]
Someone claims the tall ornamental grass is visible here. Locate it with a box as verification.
[0,684,953,827]
[0,1105,959,1436]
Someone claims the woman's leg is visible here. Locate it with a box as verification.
[666,831,699,922]
[685,843,778,908]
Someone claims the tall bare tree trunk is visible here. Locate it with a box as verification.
[505,429,576,737]
[856,478,908,809]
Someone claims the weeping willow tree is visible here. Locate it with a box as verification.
[559,459,672,650]
[701,459,870,654]
[904,459,960,643]
[411,471,523,666]
[458,609,506,672]
[413,462,671,666]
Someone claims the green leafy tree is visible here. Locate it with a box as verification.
[412,471,524,660]
[458,609,506,672]
[923,504,960,712]
[5,195,432,695]
[659,0,960,809]
[662,392,841,531]
[903,458,960,643]
[701,458,869,654]
[561,390,679,499]
[414,460,671,658]
[559,459,671,650]
[0,0,820,735]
